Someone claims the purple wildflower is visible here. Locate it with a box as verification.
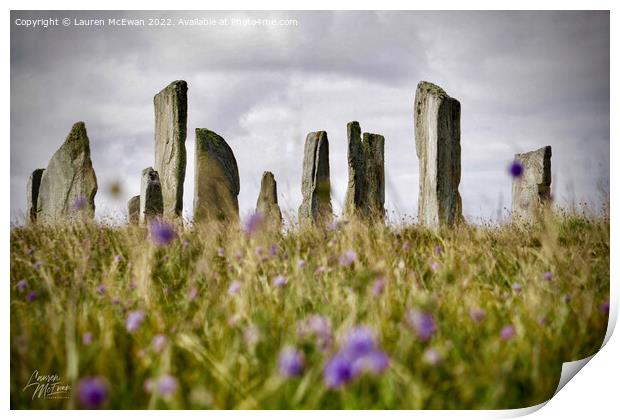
[509,160,524,178]
[339,249,357,267]
[82,332,93,345]
[342,327,377,358]
[406,309,437,341]
[544,271,553,281]
[430,261,440,272]
[243,212,264,236]
[217,247,225,257]
[156,374,178,397]
[422,347,442,365]
[351,350,390,375]
[512,283,522,293]
[26,291,38,302]
[278,347,305,377]
[228,281,242,296]
[297,259,306,269]
[500,325,516,341]
[113,255,122,264]
[33,260,42,270]
[601,300,610,315]
[434,245,444,255]
[324,353,355,389]
[469,308,486,323]
[149,220,176,246]
[272,275,287,288]
[269,244,278,257]
[16,279,27,292]
[77,377,108,409]
[372,277,386,296]
[152,334,167,353]
[72,196,88,211]
[315,266,326,275]
[402,241,410,251]
[96,284,106,295]
[299,315,333,351]
[255,246,264,257]
[126,310,145,333]
[187,287,198,301]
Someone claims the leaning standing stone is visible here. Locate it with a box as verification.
[26,168,45,224]
[344,122,385,220]
[140,167,164,224]
[256,171,282,230]
[512,146,552,221]
[154,80,188,218]
[36,122,98,223]
[414,81,462,230]
[127,195,140,225]
[194,129,240,224]
[298,131,332,226]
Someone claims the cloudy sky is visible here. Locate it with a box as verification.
[10,10,609,224]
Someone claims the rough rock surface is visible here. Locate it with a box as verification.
[154,80,188,218]
[26,168,45,224]
[256,171,282,230]
[127,195,140,225]
[344,121,385,220]
[414,81,462,230]
[194,129,240,224]
[36,122,98,223]
[140,167,164,224]
[298,131,332,225]
[512,146,552,221]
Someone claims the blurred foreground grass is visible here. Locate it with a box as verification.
[10,211,610,409]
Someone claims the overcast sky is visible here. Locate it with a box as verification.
[10,10,610,224]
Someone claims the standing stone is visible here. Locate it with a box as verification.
[37,122,98,223]
[344,122,385,220]
[512,146,552,221]
[194,129,240,224]
[154,80,188,218]
[256,171,282,230]
[26,168,45,224]
[414,81,462,230]
[140,167,164,224]
[127,195,140,225]
[298,131,332,226]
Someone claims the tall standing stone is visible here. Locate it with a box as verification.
[26,168,45,224]
[140,167,164,224]
[512,146,552,221]
[256,171,282,230]
[194,129,240,224]
[154,80,188,218]
[298,131,332,226]
[414,81,462,230]
[36,122,98,223]
[127,195,140,225]
[344,122,385,220]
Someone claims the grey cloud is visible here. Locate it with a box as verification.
[10,10,609,224]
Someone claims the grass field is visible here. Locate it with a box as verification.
[10,209,610,409]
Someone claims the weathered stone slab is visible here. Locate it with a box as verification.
[154,80,188,218]
[344,122,385,220]
[256,171,282,230]
[511,146,552,221]
[414,81,462,230]
[298,131,332,226]
[194,129,240,224]
[37,122,98,223]
[127,195,140,225]
[26,168,45,224]
[140,167,164,224]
